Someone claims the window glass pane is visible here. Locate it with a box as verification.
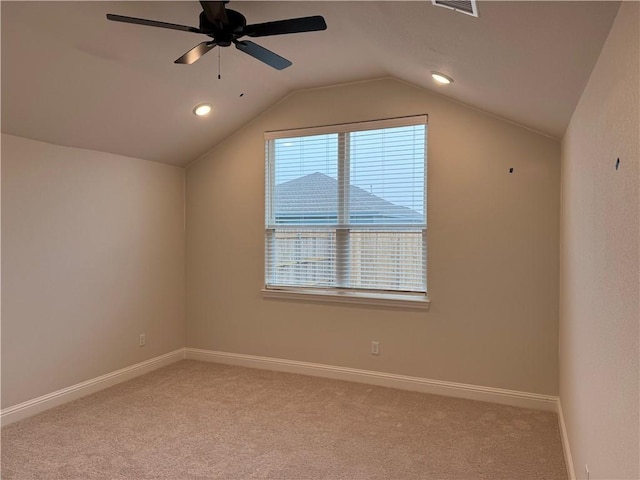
[349,126,425,225]
[274,135,338,226]
[346,230,425,292]
[266,229,336,287]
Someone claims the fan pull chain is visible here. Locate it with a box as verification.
[218,48,221,80]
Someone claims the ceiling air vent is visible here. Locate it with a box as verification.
[431,0,478,17]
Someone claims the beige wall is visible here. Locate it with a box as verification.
[560,3,640,479]
[186,78,561,395]
[1,134,186,408]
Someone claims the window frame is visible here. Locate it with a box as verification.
[263,115,430,310]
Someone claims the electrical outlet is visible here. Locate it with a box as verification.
[139,333,146,347]
[371,341,380,355]
[585,465,589,480]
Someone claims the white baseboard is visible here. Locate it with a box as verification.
[557,399,576,479]
[185,348,559,412]
[1,349,186,426]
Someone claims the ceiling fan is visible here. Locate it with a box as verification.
[106,1,327,70]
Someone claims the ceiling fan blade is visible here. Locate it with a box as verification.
[234,40,292,70]
[174,42,217,64]
[244,16,327,38]
[106,14,202,34]
[199,1,228,25]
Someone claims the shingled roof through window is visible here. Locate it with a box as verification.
[274,172,423,225]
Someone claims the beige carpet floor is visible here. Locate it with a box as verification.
[1,360,566,479]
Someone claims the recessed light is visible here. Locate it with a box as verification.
[431,72,454,85]
[193,104,212,116]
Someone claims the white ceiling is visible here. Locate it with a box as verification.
[1,1,620,167]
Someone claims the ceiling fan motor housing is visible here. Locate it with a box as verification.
[199,9,246,46]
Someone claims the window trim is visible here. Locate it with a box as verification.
[261,287,430,310]
[264,115,428,140]
[264,115,429,306]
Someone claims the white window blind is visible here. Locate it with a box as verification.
[265,116,427,297]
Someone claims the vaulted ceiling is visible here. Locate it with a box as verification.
[1,1,620,167]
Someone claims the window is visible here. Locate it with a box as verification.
[264,116,428,307]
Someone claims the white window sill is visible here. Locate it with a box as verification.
[261,288,430,310]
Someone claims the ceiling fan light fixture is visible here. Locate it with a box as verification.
[193,104,212,116]
[431,72,454,85]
